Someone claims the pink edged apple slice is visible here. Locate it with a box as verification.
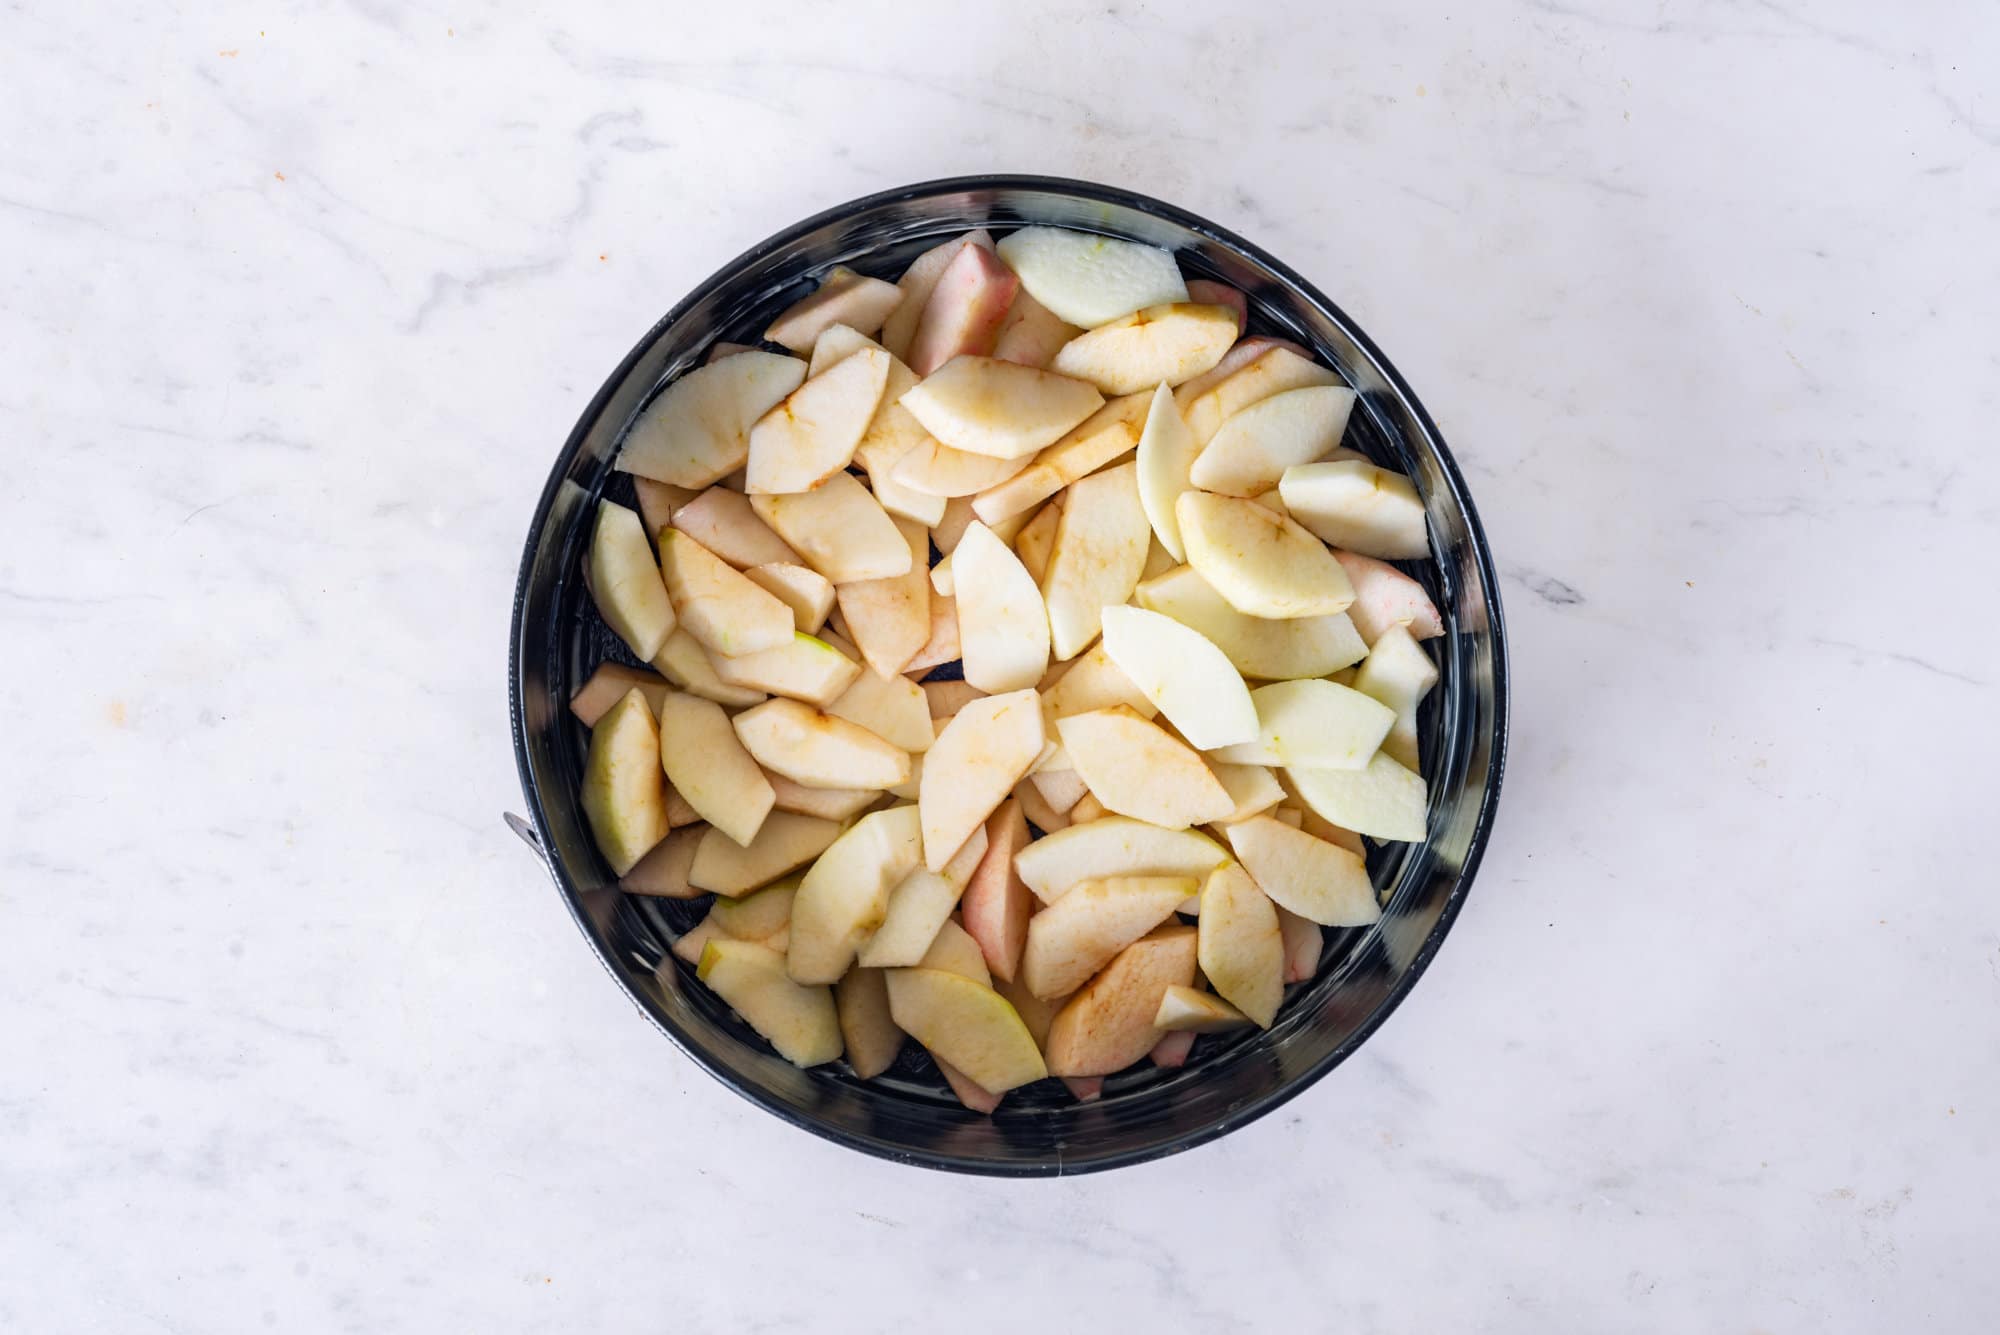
[763,266,904,354]
[1331,549,1445,644]
[880,230,994,361]
[907,241,1021,376]
[960,798,1034,984]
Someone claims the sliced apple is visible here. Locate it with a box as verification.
[763,266,903,354]
[1040,642,1157,721]
[1071,793,1107,824]
[835,516,930,678]
[891,437,1036,498]
[709,632,861,707]
[631,476,696,539]
[579,689,669,875]
[1223,816,1378,926]
[922,678,985,722]
[855,867,963,968]
[1134,382,1201,562]
[1044,925,1199,1077]
[885,965,1045,1090]
[1013,778,1070,834]
[669,487,801,570]
[1353,624,1438,771]
[880,230,993,361]
[1209,763,1284,825]
[1177,492,1355,620]
[1278,460,1427,559]
[1277,905,1323,982]
[570,663,671,727]
[731,698,910,792]
[806,322,879,378]
[745,347,891,494]
[1210,679,1396,770]
[1092,606,1259,758]
[1028,765,1089,814]
[1011,497,1063,586]
[920,689,1044,871]
[617,351,807,488]
[709,879,798,940]
[917,918,991,985]
[960,798,1033,982]
[1195,861,1283,1027]
[935,1058,1004,1113]
[1182,344,1342,444]
[1150,1029,1197,1068]
[1040,461,1151,661]
[886,751,922,802]
[588,501,676,659]
[898,357,1103,464]
[902,591,961,676]
[787,805,923,983]
[1021,875,1195,999]
[1189,385,1356,497]
[1172,336,1288,413]
[671,916,724,965]
[658,528,797,658]
[1183,279,1247,330]
[655,691,775,847]
[697,938,842,1067]
[689,813,839,897]
[907,241,1020,376]
[1155,984,1252,1032]
[618,822,702,897]
[1057,708,1235,829]
[765,771,876,822]
[834,967,905,1079]
[991,284,1081,367]
[1013,816,1228,904]
[651,628,767,708]
[819,670,926,765]
[1134,565,1365,679]
[1289,752,1427,843]
[968,391,1149,525]
[1050,302,1237,395]
[742,562,834,634]
[995,226,1188,327]
[1331,550,1445,644]
[951,521,1050,693]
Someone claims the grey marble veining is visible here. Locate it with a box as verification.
[1,2,1996,1330]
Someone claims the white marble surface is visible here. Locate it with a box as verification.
[3,1,1996,1329]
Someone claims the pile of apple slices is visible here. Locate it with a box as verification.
[568,225,1446,1108]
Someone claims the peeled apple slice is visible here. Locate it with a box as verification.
[1135,382,1200,561]
[697,938,843,1067]
[588,501,675,660]
[996,226,1189,328]
[617,351,807,488]
[1176,492,1355,619]
[1188,384,1357,497]
[580,689,670,876]
[1278,460,1429,560]
[899,356,1105,459]
[1097,605,1258,750]
[1049,302,1237,395]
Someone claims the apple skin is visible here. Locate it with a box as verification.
[960,799,1034,983]
[907,242,1020,376]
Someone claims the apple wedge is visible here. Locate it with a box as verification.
[920,689,1045,871]
[709,632,862,707]
[743,563,834,634]
[1044,925,1198,1077]
[825,662,934,753]
[670,916,724,965]
[900,355,1104,459]
[619,825,703,898]
[666,487,801,569]
[732,698,911,792]
[617,351,807,488]
[651,628,767,708]
[787,804,923,983]
[1196,861,1283,1027]
[659,529,797,658]
[1278,460,1428,559]
[890,437,1037,497]
[922,679,985,722]
[1183,279,1247,330]
[1013,779,1070,834]
[763,266,904,354]
[1331,550,1445,644]
[1182,344,1342,444]
[951,521,1050,693]
[1353,624,1439,771]
[1289,752,1428,843]
[631,476,695,539]
[807,322,879,378]
[1150,1029,1197,1069]
[1041,461,1152,661]
[1050,302,1237,395]
[1040,641,1157,721]
[697,938,843,1067]
[1154,985,1252,1032]
[880,230,993,361]
[1212,763,1285,824]
[1011,497,1063,585]
[1188,385,1356,497]
[918,918,992,986]
[1070,793,1107,824]
[1013,816,1228,904]
[995,226,1189,327]
[885,967,1046,1092]
[1224,816,1379,926]
[1210,679,1396,770]
[764,771,877,822]
[709,879,797,940]
[689,813,840,897]
[835,516,930,678]
[1095,604,1259,752]
[1057,707,1236,829]
[1134,381,1201,562]
[1028,765,1089,815]
[903,592,962,676]
[1021,875,1196,999]
[992,285,1082,368]
[570,663,670,727]
[580,689,669,875]
[745,346,891,494]
[907,240,1020,375]
[855,867,965,968]
[750,473,911,584]
[656,691,775,847]
[1177,492,1355,619]
[961,798,1033,983]
[968,391,1149,525]
[1277,905,1323,982]
[1134,565,1366,679]
[588,501,676,659]
[935,1058,1004,1113]
[834,967,905,1079]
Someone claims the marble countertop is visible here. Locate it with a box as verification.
[4,2,1994,1330]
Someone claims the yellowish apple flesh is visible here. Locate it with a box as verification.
[1012,816,1228,904]
[731,697,911,792]
[885,967,1047,1092]
[698,937,843,1067]
[1050,302,1237,395]
[617,350,806,488]
[1044,925,1198,1077]
[589,501,676,660]
[787,804,924,984]
[1057,707,1235,829]
[1021,875,1197,1000]
[1176,491,1355,619]
[659,528,797,658]
[1195,861,1284,1027]
[580,689,670,875]
[1041,460,1151,661]
[689,813,839,897]
[656,691,775,848]
[920,689,1045,871]
[1223,815,1379,926]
